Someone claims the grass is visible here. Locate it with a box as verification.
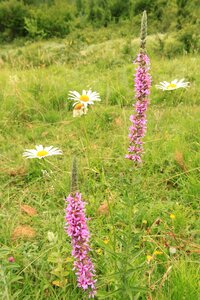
[0,30,200,299]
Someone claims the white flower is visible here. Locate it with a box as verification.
[169,247,177,255]
[68,89,101,107]
[73,103,88,117]
[23,145,63,159]
[155,79,190,91]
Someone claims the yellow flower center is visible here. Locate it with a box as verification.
[80,95,89,102]
[167,83,177,89]
[37,150,48,157]
[74,103,84,110]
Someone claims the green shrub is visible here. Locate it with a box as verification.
[111,0,131,21]
[24,17,46,39]
[0,0,29,41]
[88,0,111,27]
[177,24,200,53]
[163,37,184,58]
[0,0,199,43]
[0,0,73,41]
[29,3,72,39]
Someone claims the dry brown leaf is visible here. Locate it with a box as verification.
[26,123,33,128]
[97,202,109,215]
[4,167,27,177]
[158,266,173,289]
[12,225,36,240]
[174,151,187,171]
[52,279,68,287]
[115,117,122,126]
[91,144,98,150]
[21,205,37,216]
[41,131,49,137]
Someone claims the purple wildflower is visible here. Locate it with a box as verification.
[126,11,151,164]
[8,256,15,263]
[65,192,96,298]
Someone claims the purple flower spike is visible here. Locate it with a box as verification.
[126,11,151,164]
[65,192,96,298]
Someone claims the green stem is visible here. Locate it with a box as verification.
[71,156,78,194]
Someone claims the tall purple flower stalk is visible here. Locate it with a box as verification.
[125,11,151,164]
[64,158,96,298]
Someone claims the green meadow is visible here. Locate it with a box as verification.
[0,29,200,299]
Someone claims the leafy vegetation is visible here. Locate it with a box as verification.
[0,0,199,55]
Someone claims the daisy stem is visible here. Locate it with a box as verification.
[43,158,64,173]
[81,116,91,168]
[42,158,51,172]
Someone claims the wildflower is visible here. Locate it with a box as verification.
[23,145,62,159]
[142,220,147,224]
[169,247,177,255]
[69,89,101,108]
[65,193,96,297]
[126,11,151,164]
[146,255,153,263]
[153,250,163,255]
[95,248,103,255]
[64,158,96,298]
[8,256,15,263]
[170,214,176,220]
[103,238,109,244]
[73,103,88,118]
[155,79,189,91]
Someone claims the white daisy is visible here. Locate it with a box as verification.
[73,103,88,117]
[155,79,190,91]
[23,145,63,159]
[68,89,101,107]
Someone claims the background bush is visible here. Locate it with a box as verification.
[0,0,199,55]
[0,0,29,41]
[27,2,73,39]
[163,36,184,58]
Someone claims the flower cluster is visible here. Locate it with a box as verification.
[65,192,96,298]
[126,52,151,163]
